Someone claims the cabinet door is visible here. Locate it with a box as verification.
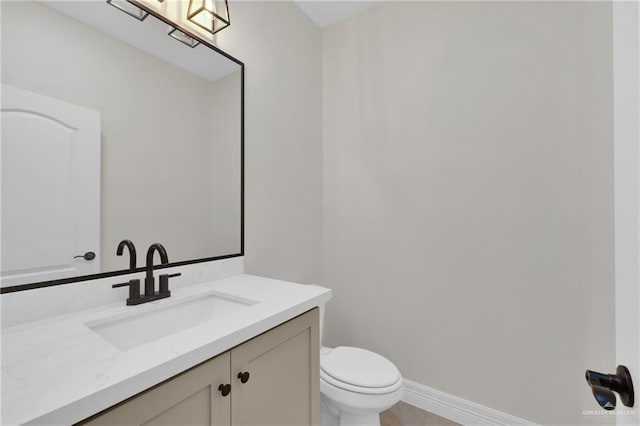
[80,352,231,426]
[231,308,319,426]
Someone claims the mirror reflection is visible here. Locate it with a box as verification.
[1,1,243,287]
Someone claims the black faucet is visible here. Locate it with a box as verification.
[116,239,137,270]
[145,243,169,297]
[112,243,180,306]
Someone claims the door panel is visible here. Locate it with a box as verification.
[2,111,75,270]
[612,2,640,425]
[1,84,101,285]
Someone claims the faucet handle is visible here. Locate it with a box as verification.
[159,273,181,295]
[112,279,141,305]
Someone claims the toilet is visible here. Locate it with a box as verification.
[318,306,404,426]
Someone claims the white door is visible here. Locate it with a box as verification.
[613,3,639,425]
[1,84,101,286]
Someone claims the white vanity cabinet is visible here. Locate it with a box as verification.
[79,308,319,426]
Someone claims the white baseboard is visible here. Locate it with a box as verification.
[402,380,539,426]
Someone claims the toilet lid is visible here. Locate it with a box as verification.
[320,346,400,388]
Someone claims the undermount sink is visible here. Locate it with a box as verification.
[86,293,255,351]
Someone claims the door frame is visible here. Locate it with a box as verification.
[613,2,639,425]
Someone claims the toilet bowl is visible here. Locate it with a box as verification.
[316,296,404,426]
[319,346,404,426]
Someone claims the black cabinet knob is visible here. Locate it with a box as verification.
[237,371,250,384]
[218,383,231,397]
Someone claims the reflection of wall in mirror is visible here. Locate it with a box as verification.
[210,71,241,255]
[1,1,241,275]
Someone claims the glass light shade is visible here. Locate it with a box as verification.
[106,0,149,21]
[168,26,200,48]
[187,0,230,35]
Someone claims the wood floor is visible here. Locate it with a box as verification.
[380,401,461,426]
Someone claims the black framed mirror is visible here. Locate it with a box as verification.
[0,1,244,293]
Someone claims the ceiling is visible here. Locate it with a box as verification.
[294,1,380,28]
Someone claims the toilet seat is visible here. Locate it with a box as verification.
[320,347,402,395]
[321,369,403,395]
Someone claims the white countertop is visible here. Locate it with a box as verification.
[1,274,332,425]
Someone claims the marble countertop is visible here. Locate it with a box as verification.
[1,274,332,425]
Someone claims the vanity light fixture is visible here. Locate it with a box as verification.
[168,26,200,48]
[106,0,149,21]
[187,0,230,35]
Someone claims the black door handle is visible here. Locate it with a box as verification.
[585,365,634,409]
[73,251,96,261]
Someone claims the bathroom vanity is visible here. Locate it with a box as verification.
[82,309,318,426]
[1,275,331,425]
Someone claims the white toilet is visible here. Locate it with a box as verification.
[318,306,404,426]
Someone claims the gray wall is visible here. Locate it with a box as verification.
[216,2,324,284]
[322,2,614,425]
[210,71,243,256]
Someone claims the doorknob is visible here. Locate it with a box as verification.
[585,365,634,409]
[73,251,96,261]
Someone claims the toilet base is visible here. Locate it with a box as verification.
[321,394,381,426]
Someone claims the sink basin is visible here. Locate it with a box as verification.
[86,293,255,351]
